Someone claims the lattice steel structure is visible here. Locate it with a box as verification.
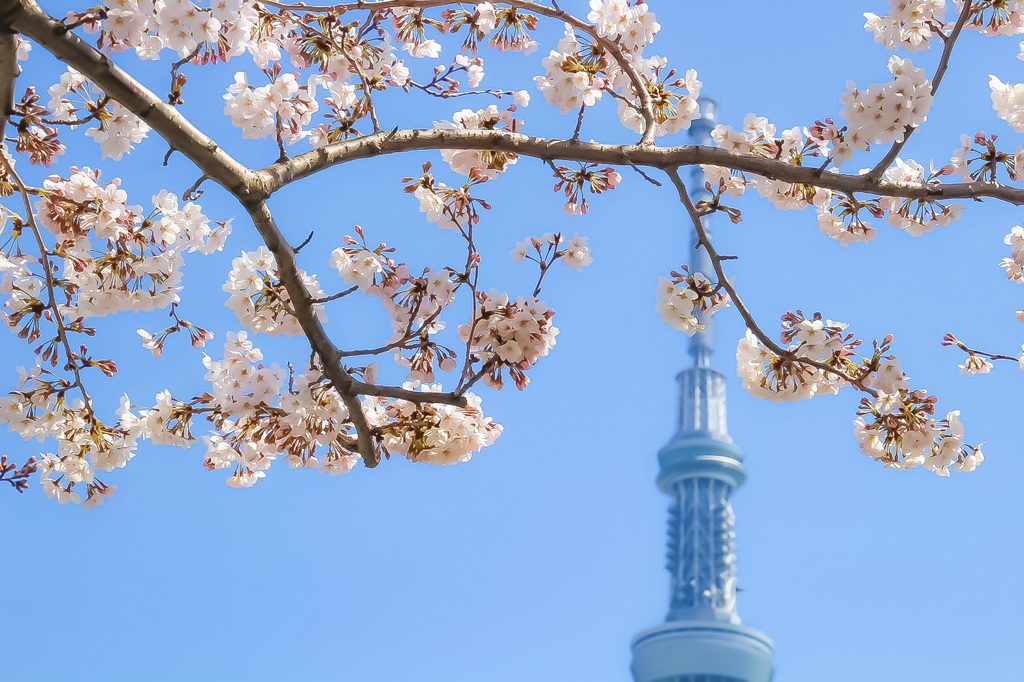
[630,99,775,682]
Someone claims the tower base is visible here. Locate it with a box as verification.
[630,620,774,682]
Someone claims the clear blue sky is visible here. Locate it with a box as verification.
[3,2,1024,681]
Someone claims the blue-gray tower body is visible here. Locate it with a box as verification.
[630,100,774,682]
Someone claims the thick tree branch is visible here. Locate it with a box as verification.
[9,0,1009,212]
[260,127,1024,204]
[0,28,16,142]
[0,0,265,199]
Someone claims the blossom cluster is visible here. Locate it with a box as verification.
[835,56,932,164]
[587,0,661,52]
[374,382,502,466]
[655,267,727,335]
[965,0,1024,36]
[814,190,881,246]
[736,313,856,402]
[18,169,228,320]
[122,332,503,487]
[550,163,622,215]
[1001,224,1024,282]
[732,312,982,475]
[990,75,1024,133]
[96,0,259,59]
[863,0,947,53]
[710,114,828,209]
[0,365,132,508]
[224,246,326,336]
[436,104,523,178]
[535,24,609,114]
[534,13,700,138]
[617,61,702,136]
[223,71,319,144]
[510,232,594,272]
[855,398,983,476]
[404,160,492,231]
[47,68,150,160]
[876,158,963,236]
[458,290,558,390]
[945,131,1024,181]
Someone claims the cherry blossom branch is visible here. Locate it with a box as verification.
[454,212,482,394]
[181,174,211,202]
[665,166,874,393]
[408,82,519,100]
[35,97,110,126]
[261,126,1024,204]
[274,113,288,161]
[3,0,474,466]
[244,199,381,465]
[10,0,1013,212]
[337,306,448,359]
[243,199,468,466]
[0,0,263,198]
[941,332,1020,363]
[0,148,96,414]
[336,31,381,133]
[865,0,973,180]
[265,0,658,142]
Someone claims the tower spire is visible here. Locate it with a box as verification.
[630,98,774,682]
[686,98,718,369]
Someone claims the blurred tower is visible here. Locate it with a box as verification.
[629,99,775,682]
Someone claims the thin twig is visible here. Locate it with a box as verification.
[168,43,202,105]
[293,230,315,254]
[623,153,662,186]
[274,113,288,162]
[942,332,1020,363]
[310,285,358,303]
[337,31,381,133]
[182,173,209,201]
[571,103,586,141]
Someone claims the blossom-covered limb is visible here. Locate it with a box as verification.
[0,0,262,199]
[241,200,467,466]
[0,150,97,415]
[941,332,1021,374]
[665,166,872,392]
[865,0,974,180]
[259,126,1024,205]
[265,0,658,141]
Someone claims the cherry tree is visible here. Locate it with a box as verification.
[0,0,1016,507]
